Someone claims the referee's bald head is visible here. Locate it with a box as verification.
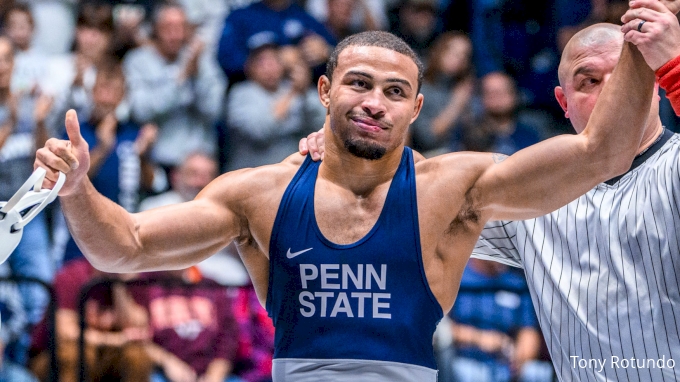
[557,23,623,87]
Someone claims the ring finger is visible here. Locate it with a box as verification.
[622,18,649,34]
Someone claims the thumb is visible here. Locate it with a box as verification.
[64,110,85,148]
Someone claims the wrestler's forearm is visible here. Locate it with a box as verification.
[475,42,656,221]
[60,178,144,272]
[581,42,655,172]
[61,173,241,273]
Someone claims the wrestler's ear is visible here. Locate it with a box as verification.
[318,75,331,108]
[554,86,569,118]
[410,93,424,124]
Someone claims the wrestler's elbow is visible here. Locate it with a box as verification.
[89,249,143,274]
[583,135,635,179]
[86,225,146,273]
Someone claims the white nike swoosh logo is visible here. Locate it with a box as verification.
[286,247,313,259]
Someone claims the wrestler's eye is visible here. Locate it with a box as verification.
[351,79,368,89]
[387,87,405,98]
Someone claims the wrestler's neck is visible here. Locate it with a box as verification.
[320,129,404,197]
[636,117,664,156]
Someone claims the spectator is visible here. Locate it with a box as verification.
[217,0,336,84]
[455,72,544,154]
[306,0,384,40]
[139,151,215,209]
[449,0,560,118]
[4,4,48,95]
[231,285,274,382]
[29,259,152,382]
[81,0,181,58]
[410,31,475,156]
[0,263,39,382]
[133,269,243,382]
[388,0,443,60]
[124,3,225,170]
[443,258,553,382]
[50,3,116,127]
[0,0,15,31]
[226,43,324,171]
[139,152,250,287]
[0,36,56,362]
[105,0,158,59]
[59,60,158,264]
[20,0,76,55]
[175,0,229,50]
[446,0,554,77]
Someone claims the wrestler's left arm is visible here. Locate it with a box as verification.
[467,41,654,221]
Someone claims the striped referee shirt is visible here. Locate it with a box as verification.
[472,129,680,382]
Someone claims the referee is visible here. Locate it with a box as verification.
[473,1,680,381]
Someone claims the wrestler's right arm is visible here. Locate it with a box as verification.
[35,110,272,273]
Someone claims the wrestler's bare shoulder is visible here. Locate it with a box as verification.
[199,158,302,214]
[415,151,496,191]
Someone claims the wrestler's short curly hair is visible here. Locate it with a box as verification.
[325,31,424,94]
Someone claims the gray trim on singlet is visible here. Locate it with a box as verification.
[272,358,438,381]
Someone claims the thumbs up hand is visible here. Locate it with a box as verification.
[33,110,91,196]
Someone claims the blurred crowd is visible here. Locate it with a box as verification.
[0,0,678,381]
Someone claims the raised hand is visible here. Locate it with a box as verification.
[181,38,205,81]
[96,113,118,151]
[299,34,330,67]
[659,0,680,14]
[34,110,91,195]
[33,94,54,125]
[621,0,680,70]
[134,123,158,157]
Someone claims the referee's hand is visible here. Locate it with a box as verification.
[34,109,91,196]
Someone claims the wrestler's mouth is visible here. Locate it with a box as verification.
[350,117,388,132]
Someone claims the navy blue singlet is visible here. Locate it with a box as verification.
[267,148,443,381]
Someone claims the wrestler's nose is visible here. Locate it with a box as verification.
[361,89,387,118]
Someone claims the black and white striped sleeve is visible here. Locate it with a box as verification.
[471,220,523,268]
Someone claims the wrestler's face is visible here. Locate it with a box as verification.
[319,46,423,160]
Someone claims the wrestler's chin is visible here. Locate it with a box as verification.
[344,138,387,160]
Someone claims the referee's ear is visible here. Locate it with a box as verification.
[555,86,569,118]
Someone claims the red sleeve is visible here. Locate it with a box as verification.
[656,54,680,116]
